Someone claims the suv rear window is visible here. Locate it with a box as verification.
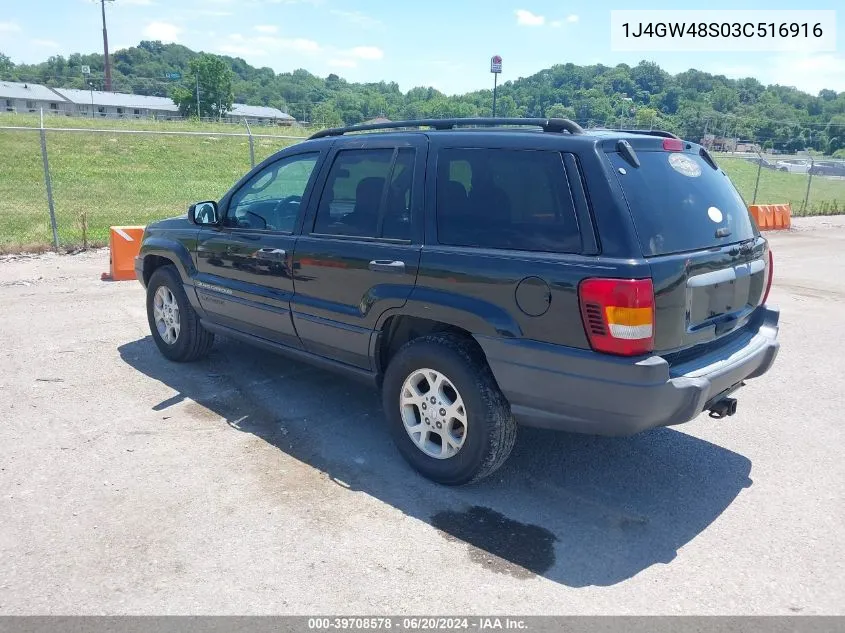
[436,148,581,253]
[607,150,758,256]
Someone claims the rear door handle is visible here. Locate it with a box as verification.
[255,248,286,261]
[368,260,406,274]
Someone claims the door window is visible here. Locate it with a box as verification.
[226,153,319,231]
[313,148,415,240]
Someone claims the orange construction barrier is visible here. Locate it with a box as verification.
[772,203,791,230]
[748,204,791,231]
[101,226,145,281]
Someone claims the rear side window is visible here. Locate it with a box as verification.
[436,148,581,253]
[313,148,415,240]
[608,150,758,256]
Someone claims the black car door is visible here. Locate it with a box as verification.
[195,150,324,348]
[290,136,426,369]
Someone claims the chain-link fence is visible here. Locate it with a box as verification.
[0,113,306,251]
[2,114,844,252]
[712,151,845,215]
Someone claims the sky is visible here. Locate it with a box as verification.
[0,0,843,96]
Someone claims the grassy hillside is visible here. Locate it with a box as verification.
[0,113,842,251]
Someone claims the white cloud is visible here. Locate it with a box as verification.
[348,46,383,60]
[257,36,321,53]
[31,39,59,48]
[254,25,278,34]
[515,9,545,26]
[0,21,22,33]
[330,10,382,29]
[143,21,182,43]
[219,44,267,57]
[328,58,357,69]
[567,14,579,23]
[228,33,321,54]
[764,53,845,94]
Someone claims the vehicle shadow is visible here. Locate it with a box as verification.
[118,335,753,588]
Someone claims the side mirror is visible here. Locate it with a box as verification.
[188,201,219,225]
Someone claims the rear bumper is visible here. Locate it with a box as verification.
[476,306,780,436]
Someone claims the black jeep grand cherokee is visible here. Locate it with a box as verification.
[135,118,780,485]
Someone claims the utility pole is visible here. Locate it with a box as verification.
[196,73,201,118]
[99,0,115,92]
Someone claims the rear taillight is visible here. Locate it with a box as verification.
[579,278,655,356]
[762,249,774,305]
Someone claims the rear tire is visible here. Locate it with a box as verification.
[146,265,214,362]
[381,333,516,485]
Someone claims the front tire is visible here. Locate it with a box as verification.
[146,265,214,362]
[382,333,516,485]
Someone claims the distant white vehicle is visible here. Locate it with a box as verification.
[775,159,811,173]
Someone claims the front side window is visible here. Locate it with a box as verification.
[313,148,415,240]
[436,148,581,253]
[225,153,319,231]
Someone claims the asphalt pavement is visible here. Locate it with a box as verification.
[0,216,843,614]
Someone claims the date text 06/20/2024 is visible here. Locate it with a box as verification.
[307,617,528,631]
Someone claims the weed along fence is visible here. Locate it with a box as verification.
[1,114,844,252]
[0,112,306,251]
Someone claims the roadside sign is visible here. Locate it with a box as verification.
[81,65,90,75]
[490,55,502,74]
[165,72,181,80]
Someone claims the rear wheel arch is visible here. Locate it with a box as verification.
[376,315,481,376]
[373,316,516,411]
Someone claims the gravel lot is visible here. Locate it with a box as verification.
[1,217,843,615]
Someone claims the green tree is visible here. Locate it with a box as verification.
[171,53,234,119]
[635,107,659,129]
[545,103,576,119]
[631,60,668,94]
[711,86,739,113]
[0,52,13,75]
[312,101,343,127]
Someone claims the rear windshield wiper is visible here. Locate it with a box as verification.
[699,147,719,170]
[617,139,640,168]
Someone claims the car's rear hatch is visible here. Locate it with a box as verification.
[605,139,771,355]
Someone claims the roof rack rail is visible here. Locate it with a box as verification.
[308,117,584,140]
[615,129,681,140]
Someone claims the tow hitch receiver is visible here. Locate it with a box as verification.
[708,397,738,419]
